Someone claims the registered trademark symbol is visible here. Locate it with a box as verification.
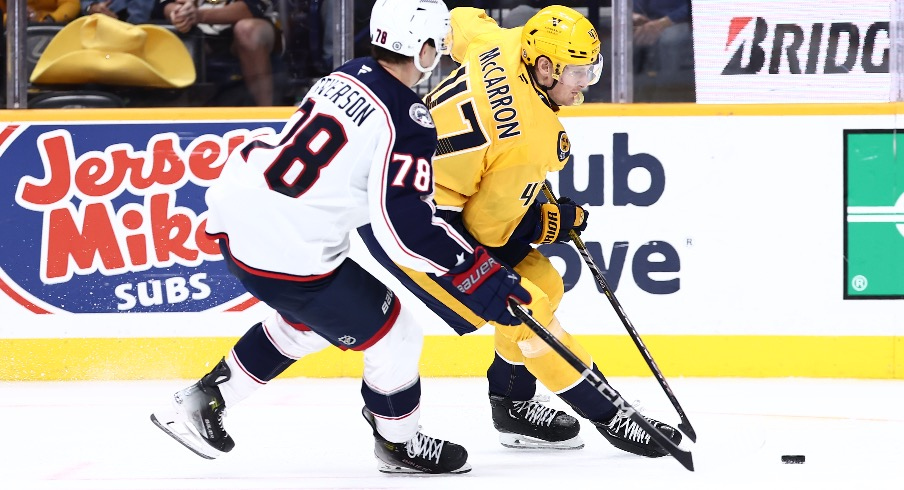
[851,275,868,292]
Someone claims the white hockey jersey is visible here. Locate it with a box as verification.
[205,58,473,278]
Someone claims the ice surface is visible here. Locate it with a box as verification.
[1,377,901,490]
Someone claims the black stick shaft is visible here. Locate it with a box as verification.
[507,300,694,471]
[542,181,696,442]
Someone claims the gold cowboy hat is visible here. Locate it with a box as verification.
[30,14,196,88]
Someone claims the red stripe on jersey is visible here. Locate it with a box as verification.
[350,295,401,351]
[230,350,267,385]
[432,216,472,254]
[369,403,420,421]
[208,232,335,282]
[280,317,312,332]
[331,72,450,273]
[262,320,302,359]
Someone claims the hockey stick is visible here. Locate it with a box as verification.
[507,300,694,471]
[542,181,697,442]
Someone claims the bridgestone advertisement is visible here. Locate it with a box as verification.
[692,0,892,103]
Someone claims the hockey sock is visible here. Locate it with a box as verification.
[487,352,537,400]
[232,322,297,381]
[558,363,617,422]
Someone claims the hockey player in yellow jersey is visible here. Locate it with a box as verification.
[359,5,683,458]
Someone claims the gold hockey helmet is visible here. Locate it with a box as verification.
[521,5,603,85]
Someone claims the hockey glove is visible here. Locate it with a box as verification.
[533,197,589,244]
[444,247,532,326]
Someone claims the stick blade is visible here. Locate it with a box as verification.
[678,422,697,443]
[629,412,695,472]
[671,447,695,472]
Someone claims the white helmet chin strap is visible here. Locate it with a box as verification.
[415,71,433,85]
[413,49,442,85]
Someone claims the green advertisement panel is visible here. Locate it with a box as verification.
[844,130,904,299]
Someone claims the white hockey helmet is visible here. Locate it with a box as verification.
[370,0,452,79]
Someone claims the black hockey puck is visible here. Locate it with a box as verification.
[781,455,805,464]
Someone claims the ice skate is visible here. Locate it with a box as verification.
[362,407,471,474]
[594,409,682,457]
[150,358,235,460]
[490,394,583,449]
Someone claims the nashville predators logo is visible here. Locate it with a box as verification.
[557,131,571,161]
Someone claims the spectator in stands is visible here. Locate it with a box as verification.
[500,1,586,29]
[1,0,80,23]
[633,0,689,48]
[81,0,153,24]
[633,0,694,101]
[158,0,278,106]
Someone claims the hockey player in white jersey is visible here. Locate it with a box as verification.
[150,0,530,475]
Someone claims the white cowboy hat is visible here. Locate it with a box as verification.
[30,14,196,89]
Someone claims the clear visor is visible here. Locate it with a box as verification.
[559,55,603,86]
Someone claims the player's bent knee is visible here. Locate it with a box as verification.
[493,327,525,363]
[515,250,564,311]
[363,304,423,390]
[262,311,332,359]
[367,304,423,357]
[516,317,568,359]
[516,318,594,392]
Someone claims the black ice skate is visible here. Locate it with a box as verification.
[490,394,583,449]
[150,358,235,459]
[594,410,682,458]
[362,407,471,474]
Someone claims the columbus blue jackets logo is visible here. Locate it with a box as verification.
[0,121,279,314]
[557,131,571,161]
[409,103,435,128]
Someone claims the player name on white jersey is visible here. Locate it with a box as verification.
[309,75,377,127]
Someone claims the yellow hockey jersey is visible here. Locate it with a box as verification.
[426,7,571,248]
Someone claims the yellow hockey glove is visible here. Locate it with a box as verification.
[533,197,588,244]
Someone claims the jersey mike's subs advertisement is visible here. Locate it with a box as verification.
[0,119,280,316]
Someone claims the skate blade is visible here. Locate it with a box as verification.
[150,412,226,460]
[376,460,472,475]
[499,433,584,450]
